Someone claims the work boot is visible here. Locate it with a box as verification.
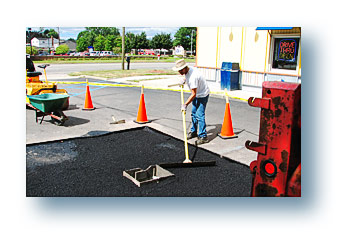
[187,131,197,139]
[195,137,209,145]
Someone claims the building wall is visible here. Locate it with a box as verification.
[196,27,301,88]
[242,27,268,72]
[196,27,218,68]
[218,27,242,68]
[31,38,59,49]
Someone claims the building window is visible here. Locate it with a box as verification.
[272,37,300,70]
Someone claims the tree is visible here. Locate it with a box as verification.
[55,45,69,54]
[76,28,121,52]
[173,27,197,51]
[93,35,106,51]
[67,38,76,43]
[112,47,121,55]
[125,32,142,53]
[85,27,120,37]
[114,36,122,48]
[123,32,151,52]
[135,32,150,49]
[26,28,59,43]
[44,29,59,39]
[104,35,117,51]
[76,30,96,51]
[150,33,173,50]
[76,37,89,52]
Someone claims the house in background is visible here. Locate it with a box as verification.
[195,27,301,91]
[31,37,60,50]
[61,39,76,51]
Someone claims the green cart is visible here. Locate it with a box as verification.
[26,93,70,126]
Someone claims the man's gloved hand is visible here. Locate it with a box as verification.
[179,78,185,86]
[181,104,187,112]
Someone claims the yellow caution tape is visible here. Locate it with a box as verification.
[50,81,248,102]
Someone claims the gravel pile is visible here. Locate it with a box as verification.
[27,127,252,197]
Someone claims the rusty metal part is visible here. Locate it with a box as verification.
[245,141,267,155]
[246,81,301,197]
[248,97,271,110]
[287,164,301,197]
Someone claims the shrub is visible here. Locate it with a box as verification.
[26,46,38,55]
[55,45,70,55]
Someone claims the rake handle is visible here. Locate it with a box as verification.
[180,85,191,163]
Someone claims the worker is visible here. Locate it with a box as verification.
[172,59,210,145]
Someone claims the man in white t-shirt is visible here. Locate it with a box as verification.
[172,59,210,145]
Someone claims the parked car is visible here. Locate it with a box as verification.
[100,51,113,56]
[75,52,88,56]
[38,51,49,56]
[145,49,155,55]
[138,49,155,55]
[90,51,101,56]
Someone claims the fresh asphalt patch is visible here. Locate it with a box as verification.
[26,126,252,197]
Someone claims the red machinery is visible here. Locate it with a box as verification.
[246,81,301,197]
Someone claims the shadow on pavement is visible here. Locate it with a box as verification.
[63,116,90,127]
[66,104,80,111]
[206,124,222,141]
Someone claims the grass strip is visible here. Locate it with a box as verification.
[68,69,178,79]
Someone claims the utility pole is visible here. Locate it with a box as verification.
[190,30,195,56]
[58,27,60,47]
[122,27,125,70]
[28,28,32,55]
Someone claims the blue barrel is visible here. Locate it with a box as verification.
[220,62,240,91]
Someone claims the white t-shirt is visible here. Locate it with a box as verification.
[185,67,210,98]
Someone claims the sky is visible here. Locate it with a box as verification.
[28,27,180,40]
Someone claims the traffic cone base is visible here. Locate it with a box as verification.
[217,133,238,139]
[133,120,150,124]
[83,84,95,110]
[134,93,149,124]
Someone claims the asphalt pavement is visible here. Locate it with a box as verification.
[26,66,264,197]
[27,127,252,197]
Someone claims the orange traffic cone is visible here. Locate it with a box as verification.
[134,85,149,124]
[83,79,95,110]
[218,91,237,139]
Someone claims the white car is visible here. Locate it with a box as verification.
[100,51,113,56]
[90,51,101,56]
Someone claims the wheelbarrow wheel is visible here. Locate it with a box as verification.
[51,110,66,126]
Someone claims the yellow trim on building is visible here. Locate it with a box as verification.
[216,27,220,68]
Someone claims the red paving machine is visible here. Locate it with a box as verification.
[246,81,301,197]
